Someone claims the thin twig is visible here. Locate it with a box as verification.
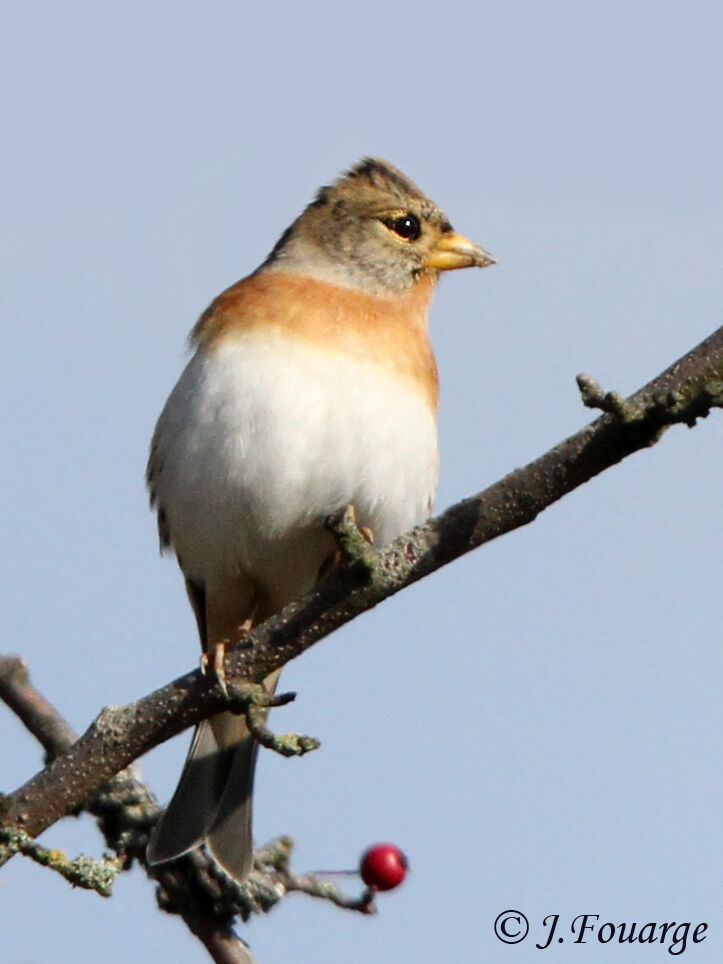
[226,682,320,757]
[254,836,375,914]
[0,826,121,896]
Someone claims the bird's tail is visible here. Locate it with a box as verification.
[147,670,280,881]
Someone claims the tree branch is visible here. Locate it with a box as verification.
[0,654,159,864]
[2,324,722,852]
[0,655,262,963]
[0,655,78,759]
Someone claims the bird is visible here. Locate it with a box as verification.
[145,157,496,882]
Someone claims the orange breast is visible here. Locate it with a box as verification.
[192,271,439,410]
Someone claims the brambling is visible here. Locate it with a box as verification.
[146,158,495,881]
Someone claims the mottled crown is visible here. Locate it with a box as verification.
[264,157,454,293]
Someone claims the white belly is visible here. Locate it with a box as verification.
[152,330,438,609]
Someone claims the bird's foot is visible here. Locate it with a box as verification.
[321,504,379,581]
[200,615,256,699]
[200,640,231,698]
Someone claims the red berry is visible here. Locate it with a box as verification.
[359,844,408,891]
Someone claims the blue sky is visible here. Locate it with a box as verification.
[2,1,722,961]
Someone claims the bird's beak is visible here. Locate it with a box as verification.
[425,231,497,271]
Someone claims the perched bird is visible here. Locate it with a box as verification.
[146,158,495,881]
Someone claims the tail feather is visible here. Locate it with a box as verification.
[147,575,282,880]
[147,669,282,879]
[203,730,260,880]
[146,712,256,875]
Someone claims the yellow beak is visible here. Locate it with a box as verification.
[426,231,497,271]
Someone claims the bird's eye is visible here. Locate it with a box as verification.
[381,213,422,242]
